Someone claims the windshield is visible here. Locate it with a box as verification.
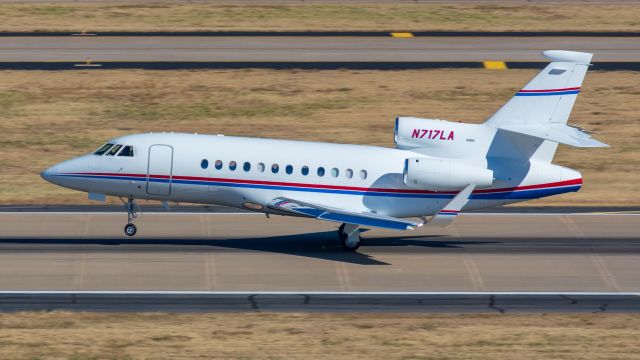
[118,145,134,157]
[105,144,123,156]
[93,143,114,155]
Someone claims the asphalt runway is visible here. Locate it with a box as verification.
[0,212,638,311]
[0,213,639,283]
[0,36,638,62]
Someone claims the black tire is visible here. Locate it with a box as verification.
[338,223,346,236]
[124,223,137,237]
[339,230,360,252]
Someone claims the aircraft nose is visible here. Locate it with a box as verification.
[41,156,89,187]
[41,163,63,184]
[40,167,50,181]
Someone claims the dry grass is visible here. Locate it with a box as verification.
[0,3,638,32]
[0,68,638,205]
[0,312,639,359]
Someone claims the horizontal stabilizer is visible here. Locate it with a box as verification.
[542,50,593,64]
[500,124,609,148]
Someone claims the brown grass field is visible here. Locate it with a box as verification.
[0,69,637,206]
[1,312,639,359]
[0,2,638,32]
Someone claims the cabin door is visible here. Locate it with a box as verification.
[146,144,173,196]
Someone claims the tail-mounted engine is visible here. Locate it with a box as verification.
[403,157,494,191]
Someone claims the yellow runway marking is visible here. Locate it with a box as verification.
[390,32,414,38]
[483,61,507,70]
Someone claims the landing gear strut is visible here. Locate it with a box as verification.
[123,196,139,236]
[338,223,361,251]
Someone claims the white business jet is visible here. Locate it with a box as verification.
[42,50,607,251]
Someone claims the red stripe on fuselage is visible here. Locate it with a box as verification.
[473,178,582,194]
[63,172,582,195]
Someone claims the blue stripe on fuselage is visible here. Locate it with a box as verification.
[54,174,580,200]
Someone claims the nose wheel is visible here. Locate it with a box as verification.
[338,223,361,251]
[122,197,139,237]
[124,223,137,236]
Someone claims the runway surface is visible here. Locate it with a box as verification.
[0,36,638,62]
[1,213,639,290]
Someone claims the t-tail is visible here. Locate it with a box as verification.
[484,50,608,162]
[394,50,608,207]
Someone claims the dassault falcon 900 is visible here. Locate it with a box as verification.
[42,50,607,251]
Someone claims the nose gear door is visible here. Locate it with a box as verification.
[146,144,173,196]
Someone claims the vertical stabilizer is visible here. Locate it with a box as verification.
[484,50,593,162]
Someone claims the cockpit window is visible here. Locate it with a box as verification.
[94,143,114,155]
[117,145,134,157]
[105,144,122,156]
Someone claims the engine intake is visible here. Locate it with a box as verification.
[403,157,493,191]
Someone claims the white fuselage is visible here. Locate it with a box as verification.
[42,131,582,218]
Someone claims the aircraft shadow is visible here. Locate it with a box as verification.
[0,231,499,265]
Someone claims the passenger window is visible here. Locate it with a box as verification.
[105,144,122,156]
[117,145,134,157]
[94,143,114,155]
[201,159,209,169]
[229,161,237,171]
[345,169,353,179]
[331,168,339,177]
[286,165,293,175]
[360,170,368,179]
[243,162,251,172]
[271,164,279,173]
[215,160,223,170]
[317,167,325,177]
[301,166,309,176]
[257,163,265,172]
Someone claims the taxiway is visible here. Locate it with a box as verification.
[0,36,638,62]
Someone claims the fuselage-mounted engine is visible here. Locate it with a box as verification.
[403,157,494,191]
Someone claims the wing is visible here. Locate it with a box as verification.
[268,197,422,231]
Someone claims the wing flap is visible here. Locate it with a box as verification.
[269,197,422,231]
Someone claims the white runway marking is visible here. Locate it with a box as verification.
[0,291,638,296]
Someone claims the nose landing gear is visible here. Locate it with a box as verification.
[122,197,139,237]
[338,223,361,251]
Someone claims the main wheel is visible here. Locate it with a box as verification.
[338,225,360,251]
[340,232,361,251]
[124,223,137,237]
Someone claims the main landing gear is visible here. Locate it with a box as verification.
[338,223,361,251]
[123,197,139,237]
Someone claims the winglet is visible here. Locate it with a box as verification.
[427,184,476,228]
